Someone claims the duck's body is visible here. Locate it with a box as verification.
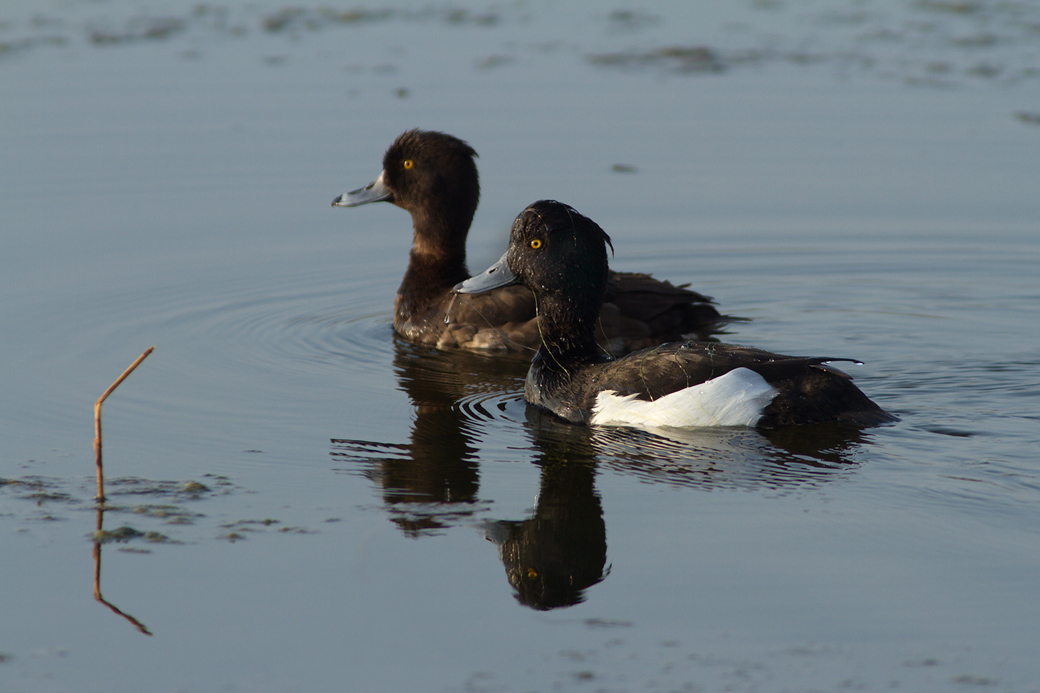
[333,129,724,354]
[527,342,889,428]
[454,200,894,430]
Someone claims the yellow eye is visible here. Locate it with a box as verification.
[403,159,414,169]
[530,239,542,249]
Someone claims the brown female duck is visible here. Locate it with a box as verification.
[333,129,725,354]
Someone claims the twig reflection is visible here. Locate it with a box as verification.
[93,506,152,636]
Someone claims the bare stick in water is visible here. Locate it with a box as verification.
[94,346,155,503]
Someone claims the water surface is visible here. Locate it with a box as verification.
[2,1,1040,691]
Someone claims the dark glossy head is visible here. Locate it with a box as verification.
[333,129,480,224]
[456,200,613,312]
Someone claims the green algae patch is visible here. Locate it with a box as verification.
[93,526,145,543]
[91,526,171,544]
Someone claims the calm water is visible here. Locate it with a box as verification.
[3,1,1040,691]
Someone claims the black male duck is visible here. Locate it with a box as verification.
[454,200,894,429]
[332,129,724,354]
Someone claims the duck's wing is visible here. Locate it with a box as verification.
[581,342,893,427]
[411,277,727,355]
[607,271,715,307]
[603,272,729,350]
[401,285,542,352]
[584,343,804,398]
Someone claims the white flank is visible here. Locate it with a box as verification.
[590,367,779,429]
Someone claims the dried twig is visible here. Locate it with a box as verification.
[94,347,155,503]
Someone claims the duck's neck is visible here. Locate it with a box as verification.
[530,293,608,377]
[397,207,472,317]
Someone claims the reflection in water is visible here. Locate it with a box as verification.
[527,405,873,492]
[332,340,875,607]
[482,424,607,610]
[92,506,152,636]
[331,339,526,535]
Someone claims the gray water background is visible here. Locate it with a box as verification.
[2,1,1040,691]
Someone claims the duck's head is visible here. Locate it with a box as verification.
[455,200,613,308]
[332,129,480,224]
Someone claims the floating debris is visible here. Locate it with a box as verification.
[220,518,315,536]
[476,55,513,69]
[129,503,203,524]
[181,480,210,494]
[91,523,171,544]
[27,489,74,504]
[588,45,729,73]
[263,8,393,33]
[88,17,184,45]
[607,10,661,31]
[913,0,983,15]
[223,518,281,528]
[101,476,217,498]
[92,525,144,543]
[444,9,498,27]
[1,2,1038,88]
[0,472,262,545]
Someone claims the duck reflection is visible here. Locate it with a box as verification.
[331,339,877,607]
[588,420,876,490]
[330,338,526,535]
[482,415,607,610]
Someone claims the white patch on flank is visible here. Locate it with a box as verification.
[590,367,779,429]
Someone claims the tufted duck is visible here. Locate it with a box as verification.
[333,130,726,354]
[454,200,894,429]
